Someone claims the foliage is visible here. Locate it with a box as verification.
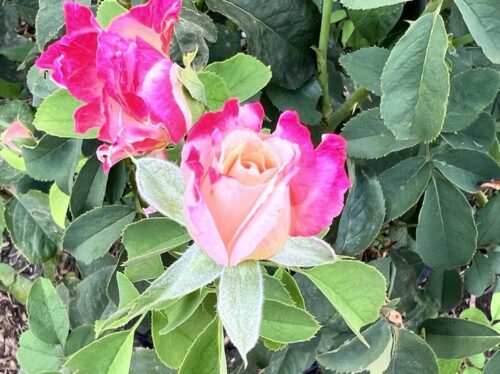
[1,0,500,373]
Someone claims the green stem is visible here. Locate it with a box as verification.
[473,191,488,208]
[452,33,474,49]
[327,87,370,131]
[318,0,334,121]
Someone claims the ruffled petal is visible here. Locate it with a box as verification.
[289,133,350,236]
[109,0,181,56]
[188,99,264,142]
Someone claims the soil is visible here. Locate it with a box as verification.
[0,238,41,374]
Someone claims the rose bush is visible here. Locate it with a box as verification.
[1,0,500,373]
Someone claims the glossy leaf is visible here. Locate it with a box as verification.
[386,329,439,374]
[442,69,500,132]
[433,149,500,193]
[65,329,135,374]
[335,167,385,256]
[33,89,96,139]
[416,175,477,269]
[22,135,81,194]
[4,190,62,263]
[303,261,386,343]
[178,317,226,374]
[381,13,449,142]
[318,319,392,373]
[63,205,135,264]
[260,300,320,344]
[454,0,500,64]
[342,108,418,159]
[380,156,432,221]
[341,0,409,9]
[27,278,69,346]
[206,0,320,89]
[205,53,271,102]
[339,47,389,96]
[423,318,500,359]
[477,194,500,246]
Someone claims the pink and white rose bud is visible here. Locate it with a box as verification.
[36,0,191,172]
[181,99,350,266]
[1,121,34,154]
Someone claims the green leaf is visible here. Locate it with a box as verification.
[432,149,500,193]
[33,89,97,139]
[159,290,208,335]
[178,317,226,374]
[63,205,135,264]
[116,272,139,310]
[380,156,432,221]
[348,4,404,44]
[335,167,385,256]
[339,47,389,96]
[270,236,334,267]
[266,338,319,374]
[274,269,305,309]
[205,53,272,102]
[130,348,174,374]
[464,252,495,297]
[426,269,463,311]
[69,261,116,326]
[49,184,69,229]
[96,0,126,27]
[477,194,500,246]
[442,69,500,132]
[318,319,392,373]
[205,0,320,89]
[460,307,490,326]
[70,155,108,218]
[484,350,500,374]
[152,303,214,368]
[22,135,81,194]
[416,175,477,269]
[303,261,386,344]
[260,300,320,344]
[64,325,95,356]
[0,200,5,234]
[27,278,69,346]
[438,359,462,374]
[386,329,439,374]
[123,218,190,266]
[26,65,58,106]
[5,191,62,263]
[423,318,500,359]
[342,108,419,159]
[454,0,500,64]
[265,78,322,126]
[380,13,449,142]
[341,0,409,9]
[441,112,496,152]
[0,99,33,124]
[129,244,223,316]
[264,274,294,306]
[135,158,186,226]
[65,329,134,374]
[218,261,263,362]
[124,255,164,283]
[491,292,500,321]
[170,0,217,70]
[198,71,230,111]
[17,331,62,374]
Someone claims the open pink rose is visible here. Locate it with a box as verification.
[181,99,350,266]
[36,0,190,172]
[1,121,34,154]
